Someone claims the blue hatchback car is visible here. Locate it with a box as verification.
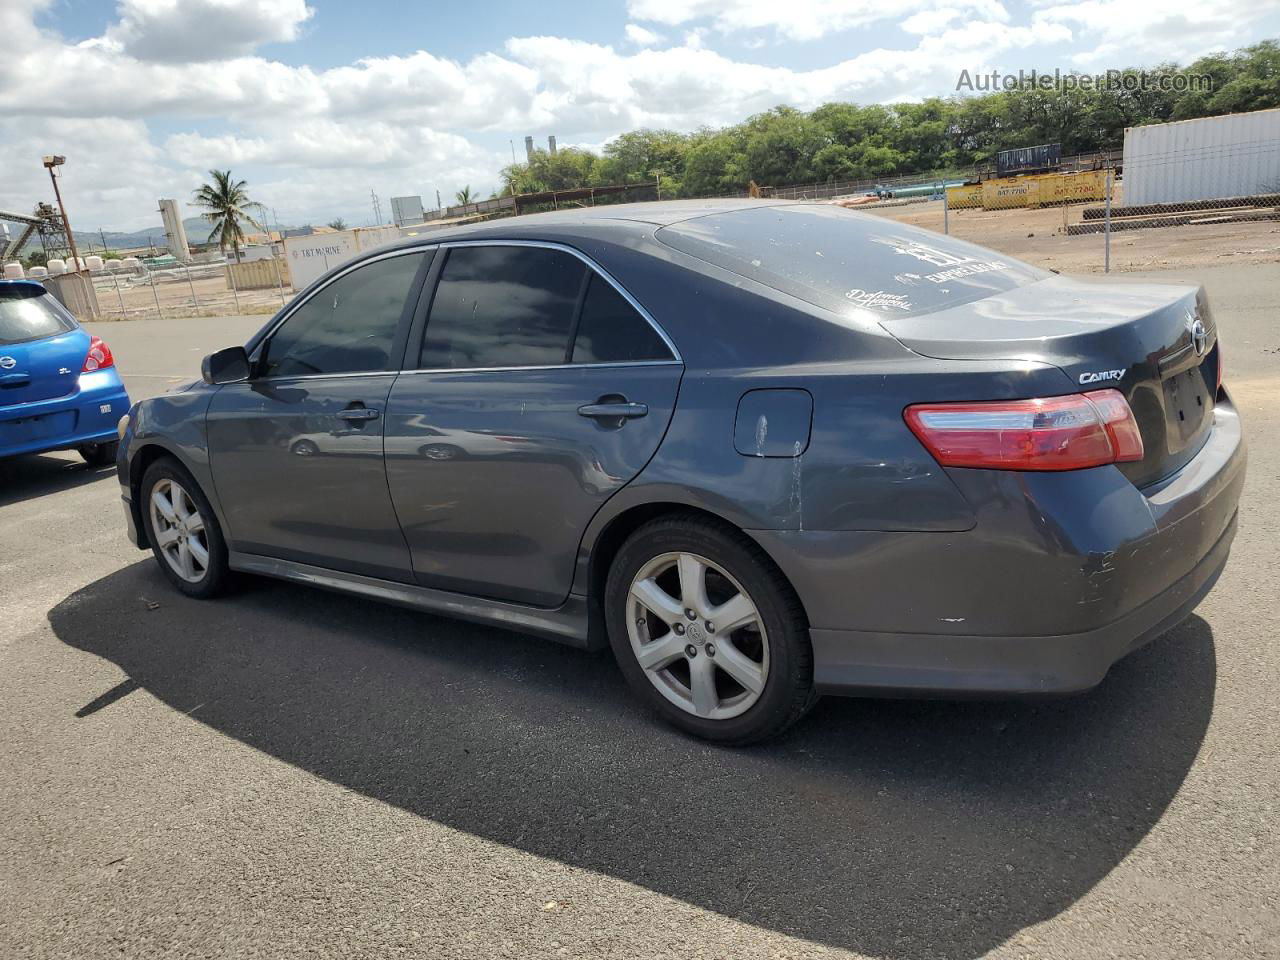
[0,279,130,465]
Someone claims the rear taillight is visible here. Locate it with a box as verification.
[82,335,115,372]
[904,389,1144,471]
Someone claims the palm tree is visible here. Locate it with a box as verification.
[327,217,347,231]
[455,185,475,205]
[192,170,267,262]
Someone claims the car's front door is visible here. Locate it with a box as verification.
[385,242,683,608]
[207,249,430,582]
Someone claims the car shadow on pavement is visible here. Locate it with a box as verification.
[0,453,115,507]
[49,561,1216,960]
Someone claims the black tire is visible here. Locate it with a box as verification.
[604,514,816,745]
[78,440,118,466]
[139,456,231,599]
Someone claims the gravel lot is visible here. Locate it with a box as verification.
[1,264,1277,960]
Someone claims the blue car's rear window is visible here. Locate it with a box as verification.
[655,204,1047,318]
[0,285,76,344]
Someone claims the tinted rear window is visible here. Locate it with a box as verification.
[0,286,75,344]
[656,204,1046,318]
[420,246,586,369]
[571,275,673,364]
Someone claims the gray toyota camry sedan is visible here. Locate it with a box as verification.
[117,200,1245,744]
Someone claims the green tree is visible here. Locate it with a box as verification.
[454,185,475,205]
[327,217,347,231]
[191,170,266,262]
[488,41,1279,200]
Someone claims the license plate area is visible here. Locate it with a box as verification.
[0,409,78,444]
[1162,364,1211,448]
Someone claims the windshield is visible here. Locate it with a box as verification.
[656,204,1048,319]
[0,286,76,345]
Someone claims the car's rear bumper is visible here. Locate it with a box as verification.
[807,512,1232,695]
[750,396,1246,696]
[0,369,129,459]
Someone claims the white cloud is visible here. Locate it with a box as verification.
[0,0,1275,230]
[1032,0,1275,66]
[900,8,967,35]
[628,0,1010,42]
[102,0,314,62]
[624,23,664,46]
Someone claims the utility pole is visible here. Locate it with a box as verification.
[510,140,516,163]
[436,189,442,213]
[370,190,382,225]
[43,156,82,272]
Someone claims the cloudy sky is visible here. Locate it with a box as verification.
[2,0,1277,233]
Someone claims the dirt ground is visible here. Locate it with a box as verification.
[88,270,291,322]
[866,198,1280,274]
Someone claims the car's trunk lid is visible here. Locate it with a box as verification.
[880,275,1219,488]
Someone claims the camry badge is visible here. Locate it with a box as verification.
[1079,369,1124,385]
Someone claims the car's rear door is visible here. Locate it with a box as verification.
[384,241,683,608]
[206,249,430,582]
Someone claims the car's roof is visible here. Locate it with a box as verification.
[390,198,795,249]
[504,197,793,226]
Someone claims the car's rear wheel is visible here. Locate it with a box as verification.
[140,457,230,598]
[605,515,816,745]
[78,440,118,466]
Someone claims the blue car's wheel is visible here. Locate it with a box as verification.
[77,440,118,466]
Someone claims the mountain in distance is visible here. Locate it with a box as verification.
[80,216,216,252]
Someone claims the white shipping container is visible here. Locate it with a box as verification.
[283,227,405,289]
[1122,107,1280,206]
[284,232,358,289]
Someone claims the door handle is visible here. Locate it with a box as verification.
[336,406,380,422]
[577,401,648,421]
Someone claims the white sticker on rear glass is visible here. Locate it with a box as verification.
[845,289,912,311]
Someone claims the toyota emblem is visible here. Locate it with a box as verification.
[1190,318,1208,357]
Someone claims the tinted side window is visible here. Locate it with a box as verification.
[0,287,75,345]
[571,275,672,364]
[262,252,424,377]
[419,246,585,369]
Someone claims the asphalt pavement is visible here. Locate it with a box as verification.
[1,265,1277,959]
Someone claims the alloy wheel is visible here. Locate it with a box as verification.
[626,551,769,720]
[149,478,210,583]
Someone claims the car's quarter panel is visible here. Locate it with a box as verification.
[205,375,411,582]
[750,396,1245,694]
[385,363,682,607]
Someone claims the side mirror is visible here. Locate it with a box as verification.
[201,346,251,385]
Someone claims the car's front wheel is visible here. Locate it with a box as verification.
[140,457,230,598]
[78,440,118,466]
[605,515,816,745]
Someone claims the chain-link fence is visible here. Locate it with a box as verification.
[837,139,1280,275]
[27,256,297,322]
